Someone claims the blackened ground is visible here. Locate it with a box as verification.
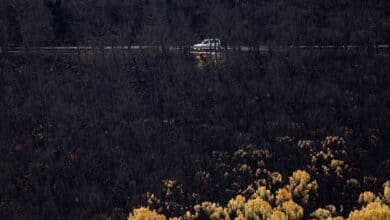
[0,50,389,219]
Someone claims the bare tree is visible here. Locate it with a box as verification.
[6,0,53,46]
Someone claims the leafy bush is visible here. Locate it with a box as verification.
[129,175,390,220]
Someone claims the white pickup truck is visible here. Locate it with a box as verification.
[192,38,221,51]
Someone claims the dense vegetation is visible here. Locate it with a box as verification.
[129,172,390,219]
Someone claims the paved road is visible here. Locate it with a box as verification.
[2,45,389,55]
[4,45,260,54]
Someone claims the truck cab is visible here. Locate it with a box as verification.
[192,38,221,51]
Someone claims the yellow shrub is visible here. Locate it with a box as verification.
[251,186,274,202]
[384,181,390,205]
[297,140,314,150]
[287,170,318,204]
[322,136,346,148]
[244,198,273,219]
[233,213,244,220]
[227,195,246,215]
[311,208,331,219]
[348,201,390,220]
[128,207,166,220]
[275,188,292,205]
[209,208,229,220]
[271,172,283,184]
[329,159,347,178]
[358,191,377,206]
[279,200,304,220]
[128,172,388,220]
[311,205,345,220]
[270,210,288,220]
[194,202,229,220]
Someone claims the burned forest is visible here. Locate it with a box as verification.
[0,1,389,219]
